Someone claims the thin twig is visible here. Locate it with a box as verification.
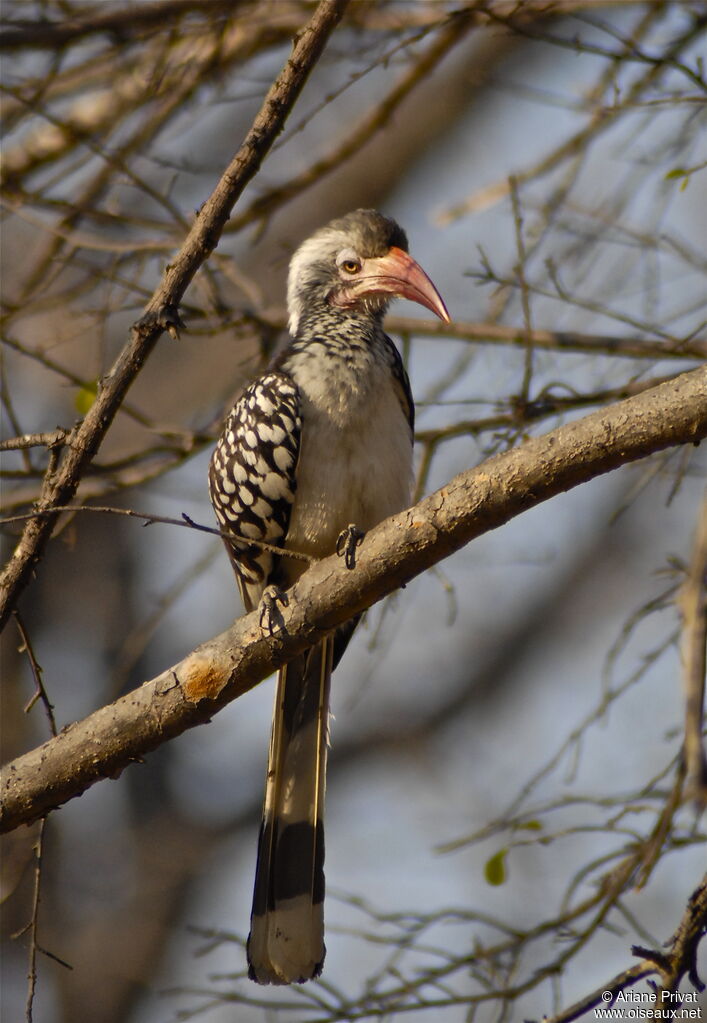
[384,316,707,361]
[11,614,58,1023]
[0,0,351,633]
[0,0,241,51]
[679,495,707,807]
[0,430,69,453]
[14,611,57,736]
[23,819,46,1023]
[509,175,534,404]
[438,10,707,221]
[0,504,316,565]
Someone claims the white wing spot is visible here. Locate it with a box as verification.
[273,446,293,471]
[255,393,275,416]
[251,497,273,520]
[240,520,264,539]
[256,422,275,442]
[261,472,289,500]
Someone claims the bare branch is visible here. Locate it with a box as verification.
[22,818,47,1023]
[14,612,57,735]
[1,366,705,833]
[0,0,351,634]
[0,505,316,567]
[227,5,476,232]
[652,871,707,997]
[679,497,707,806]
[414,373,689,447]
[537,869,707,1023]
[0,430,69,453]
[10,614,59,1023]
[386,316,707,361]
[0,0,242,51]
[439,10,707,221]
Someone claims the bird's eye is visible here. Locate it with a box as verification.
[339,257,361,275]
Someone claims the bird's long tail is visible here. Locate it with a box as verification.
[247,638,332,985]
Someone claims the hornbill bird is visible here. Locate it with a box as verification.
[209,209,449,984]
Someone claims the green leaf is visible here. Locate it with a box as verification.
[664,167,687,181]
[517,819,543,832]
[75,382,97,415]
[484,848,508,886]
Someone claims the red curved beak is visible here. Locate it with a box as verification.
[355,246,450,323]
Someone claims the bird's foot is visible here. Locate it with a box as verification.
[336,523,364,570]
[258,584,289,636]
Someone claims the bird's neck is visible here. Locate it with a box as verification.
[292,300,387,346]
[288,288,390,337]
[282,310,397,390]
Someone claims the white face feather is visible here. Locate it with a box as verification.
[286,226,351,335]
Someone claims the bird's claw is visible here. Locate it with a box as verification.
[336,523,364,570]
[258,584,288,636]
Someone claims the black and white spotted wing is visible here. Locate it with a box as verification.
[209,372,302,613]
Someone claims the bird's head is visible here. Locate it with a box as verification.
[287,209,449,336]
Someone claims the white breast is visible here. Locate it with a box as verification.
[284,345,413,578]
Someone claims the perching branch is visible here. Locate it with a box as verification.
[2,365,705,834]
[0,0,350,634]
